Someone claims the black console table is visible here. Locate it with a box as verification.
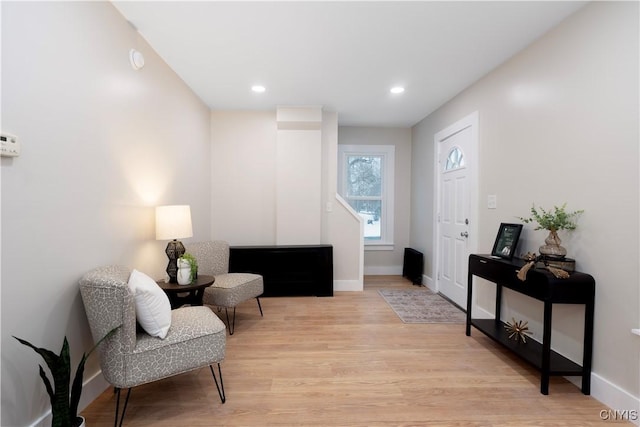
[229,245,333,297]
[466,254,595,395]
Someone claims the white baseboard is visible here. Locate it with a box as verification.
[363,265,402,275]
[472,304,494,319]
[469,303,639,425]
[79,370,111,412]
[333,279,363,291]
[423,274,435,291]
[27,408,49,427]
[566,373,640,425]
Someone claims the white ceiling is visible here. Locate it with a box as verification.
[113,1,586,127]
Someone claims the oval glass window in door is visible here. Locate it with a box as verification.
[444,146,465,171]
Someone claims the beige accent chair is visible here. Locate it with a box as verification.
[79,265,227,426]
[186,241,264,335]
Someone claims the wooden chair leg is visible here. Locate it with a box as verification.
[256,297,263,316]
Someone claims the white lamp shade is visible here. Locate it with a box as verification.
[155,205,193,240]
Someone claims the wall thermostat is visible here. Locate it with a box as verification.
[1,133,20,157]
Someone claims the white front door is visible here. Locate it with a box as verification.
[435,113,478,309]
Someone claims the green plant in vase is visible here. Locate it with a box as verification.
[518,203,583,258]
[178,252,198,282]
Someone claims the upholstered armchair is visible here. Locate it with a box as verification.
[79,265,226,426]
[186,241,264,334]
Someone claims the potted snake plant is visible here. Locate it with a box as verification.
[14,326,119,427]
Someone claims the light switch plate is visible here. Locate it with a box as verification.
[487,194,497,209]
[1,133,20,157]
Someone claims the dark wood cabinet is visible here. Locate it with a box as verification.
[466,254,595,395]
[229,245,333,297]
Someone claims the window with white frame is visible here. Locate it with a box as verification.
[338,144,394,249]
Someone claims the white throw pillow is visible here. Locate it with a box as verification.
[127,269,172,339]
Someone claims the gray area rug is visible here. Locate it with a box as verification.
[378,288,466,324]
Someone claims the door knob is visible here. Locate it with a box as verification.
[460,231,469,238]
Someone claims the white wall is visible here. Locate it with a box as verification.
[338,127,412,275]
[1,3,212,426]
[323,114,363,290]
[276,107,322,245]
[210,110,362,285]
[411,0,639,411]
[210,111,277,245]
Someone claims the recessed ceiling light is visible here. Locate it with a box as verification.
[251,85,266,93]
[390,86,405,94]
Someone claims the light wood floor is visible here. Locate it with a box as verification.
[82,276,626,426]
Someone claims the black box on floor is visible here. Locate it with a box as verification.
[403,248,423,285]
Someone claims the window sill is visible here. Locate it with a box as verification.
[364,243,395,251]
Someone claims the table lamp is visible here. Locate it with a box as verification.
[156,205,193,283]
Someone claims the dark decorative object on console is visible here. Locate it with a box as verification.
[517,252,571,281]
[504,318,533,343]
[491,223,523,260]
[537,256,575,272]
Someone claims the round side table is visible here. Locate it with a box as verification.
[157,275,215,309]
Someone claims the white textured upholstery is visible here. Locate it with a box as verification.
[186,241,264,309]
[186,241,264,333]
[204,273,263,307]
[188,240,229,276]
[79,265,226,389]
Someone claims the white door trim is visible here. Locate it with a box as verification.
[433,111,479,305]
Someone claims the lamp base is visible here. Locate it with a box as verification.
[165,239,186,283]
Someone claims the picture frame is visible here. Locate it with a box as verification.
[491,223,523,260]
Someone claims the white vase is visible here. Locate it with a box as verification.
[177,259,192,285]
